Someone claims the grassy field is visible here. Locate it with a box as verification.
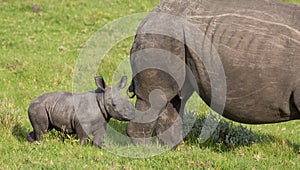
[1,0,300,169]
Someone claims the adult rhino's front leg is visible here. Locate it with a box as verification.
[126,98,156,144]
[126,69,182,146]
[155,97,183,147]
[291,83,300,119]
[155,80,194,147]
[127,99,183,147]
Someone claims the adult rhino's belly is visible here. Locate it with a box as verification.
[192,14,300,123]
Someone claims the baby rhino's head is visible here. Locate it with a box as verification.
[95,76,134,121]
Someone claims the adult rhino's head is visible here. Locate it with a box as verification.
[95,76,134,121]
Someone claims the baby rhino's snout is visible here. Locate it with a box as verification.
[121,102,135,121]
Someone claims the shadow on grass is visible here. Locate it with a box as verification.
[12,123,29,142]
[11,123,82,144]
[183,113,300,153]
[10,114,300,154]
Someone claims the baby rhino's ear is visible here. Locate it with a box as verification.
[95,76,106,91]
[116,76,127,89]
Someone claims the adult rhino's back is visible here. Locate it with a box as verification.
[130,0,300,124]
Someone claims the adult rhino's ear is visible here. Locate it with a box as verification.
[95,76,106,91]
[116,76,127,89]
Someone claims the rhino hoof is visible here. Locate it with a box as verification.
[27,132,36,143]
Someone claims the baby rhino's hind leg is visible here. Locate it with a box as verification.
[27,131,36,143]
[27,103,50,142]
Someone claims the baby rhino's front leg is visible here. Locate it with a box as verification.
[73,120,89,145]
[92,125,107,148]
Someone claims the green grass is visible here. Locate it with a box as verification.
[1,0,300,169]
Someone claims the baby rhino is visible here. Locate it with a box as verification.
[27,76,134,148]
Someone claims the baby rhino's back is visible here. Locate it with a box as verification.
[29,92,76,132]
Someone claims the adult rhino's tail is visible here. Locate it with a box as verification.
[127,79,135,98]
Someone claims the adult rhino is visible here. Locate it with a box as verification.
[126,0,300,146]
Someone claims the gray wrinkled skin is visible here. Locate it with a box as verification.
[28,76,133,148]
[126,0,300,146]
